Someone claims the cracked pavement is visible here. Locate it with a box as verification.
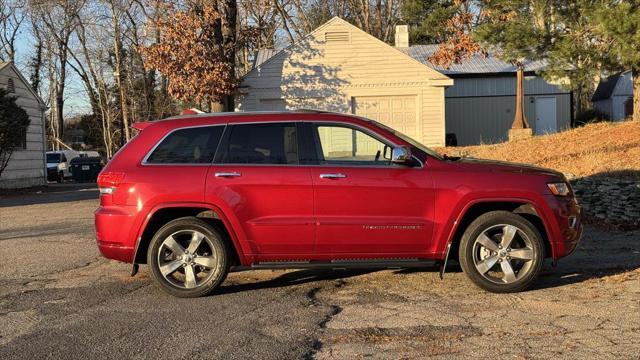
[0,185,639,359]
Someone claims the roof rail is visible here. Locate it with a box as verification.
[163,109,334,120]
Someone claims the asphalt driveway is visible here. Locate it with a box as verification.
[0,186,638,359]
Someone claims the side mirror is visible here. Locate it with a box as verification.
[391,146,412,164]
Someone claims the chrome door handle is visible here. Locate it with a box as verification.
[215,172,241,178]
[319,173,346,179]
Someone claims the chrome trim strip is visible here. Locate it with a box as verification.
[319,173,347,179]
[215,171,241,178]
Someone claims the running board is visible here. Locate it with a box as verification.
[241,259,438,270]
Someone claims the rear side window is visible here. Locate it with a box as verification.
[218,123,298,164]
[146,126,224,164]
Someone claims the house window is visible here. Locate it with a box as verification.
[7,78,15,93]
[15,127,27,150]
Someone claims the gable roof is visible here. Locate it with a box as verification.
[242,17,451,82]
[591,71,634,101]
[0,61,46,107]
[401,45,548,75]
[591,73,621,101]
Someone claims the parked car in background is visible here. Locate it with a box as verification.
[79,150,101,158]
[70,156,104,183]
[95,111,582,298]
[46,150,79,182]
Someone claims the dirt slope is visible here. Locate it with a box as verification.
[440,120,640,179]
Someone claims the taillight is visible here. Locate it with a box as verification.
[97,171,125,195]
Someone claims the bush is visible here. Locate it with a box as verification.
[575,108,609,126]
[0,88,30,178]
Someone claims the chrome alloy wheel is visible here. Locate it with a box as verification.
[472,224,535,284]
[157,230,218,289]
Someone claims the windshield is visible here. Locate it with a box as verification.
[46,153,61,163]
[369,120,444,160]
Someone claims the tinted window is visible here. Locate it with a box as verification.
[146,126,224,164]
[47,153,61,163]
[220,123,298,164]
[314,124,391,165]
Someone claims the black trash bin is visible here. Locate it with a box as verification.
[70,156,104,183]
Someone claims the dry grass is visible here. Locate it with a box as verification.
[439,120,640,179]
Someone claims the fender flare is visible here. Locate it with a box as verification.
[439,197,556,278]
[131,201,250,272]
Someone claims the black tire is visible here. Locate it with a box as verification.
[57,171,64,183]
[148,217,229,298]
[459,211,544,293]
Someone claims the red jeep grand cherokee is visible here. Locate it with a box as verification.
[95,111,582,297]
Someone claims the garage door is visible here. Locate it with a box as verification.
[353,96,418,140]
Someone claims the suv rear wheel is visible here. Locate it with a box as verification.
[148,217,229,298]
[459,211,544,293]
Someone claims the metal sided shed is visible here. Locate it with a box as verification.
[592,71,633,121]
[402,46,573,146]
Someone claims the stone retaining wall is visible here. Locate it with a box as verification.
[570,177,640,224]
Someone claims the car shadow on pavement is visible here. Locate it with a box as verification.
[215,268,379,296]
[0,183,98,207]
[395,247,640,292]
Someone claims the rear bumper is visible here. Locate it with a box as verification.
[95,205,139,263]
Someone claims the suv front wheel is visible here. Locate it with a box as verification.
[459,211,544,293]
[148,217,229,298]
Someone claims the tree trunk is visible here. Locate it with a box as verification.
[111,2,131,142]
[57,39,67,139]
[633,70,639,122]
[511,63,530,129]
[221,0,237,112]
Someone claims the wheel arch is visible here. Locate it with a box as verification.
[443,199,553,263]
[133,202,249,267]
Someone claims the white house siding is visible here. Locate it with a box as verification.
[445,76,572,145]
[0,64,46,189]
[236,18,452,148]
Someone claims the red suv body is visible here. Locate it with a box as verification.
[95,111,582,297]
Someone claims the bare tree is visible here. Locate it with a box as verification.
[29,0,85,141]
[104,0,131,142]
[0,0,27,62]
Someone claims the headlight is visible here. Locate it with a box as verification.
[58,163,66,170]
[547,182,570,196]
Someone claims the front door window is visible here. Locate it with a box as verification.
[315,125,391,166]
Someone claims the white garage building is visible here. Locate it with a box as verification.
[236,17,453,148]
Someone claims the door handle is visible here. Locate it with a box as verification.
[215,172,241,178]
[319,173,346,179]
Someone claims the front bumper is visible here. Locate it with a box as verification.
[47,167,59,180]
[544,195,583,259]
